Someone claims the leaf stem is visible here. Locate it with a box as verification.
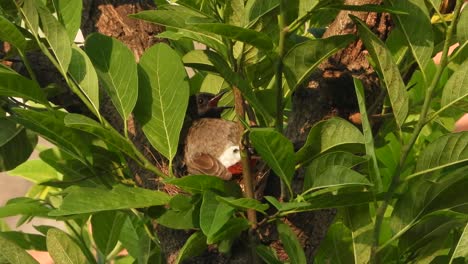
[370,1,464,262]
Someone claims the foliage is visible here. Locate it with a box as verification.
[0,0,467,263]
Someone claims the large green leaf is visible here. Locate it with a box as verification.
[388,0,433,75]
[152,194,201,230]
[277,221,306,264]
[8,159,60,183]
[245,0,279,25]
[63,114,139,162]
[457,5,468,44]
[175,231,207,264]
[303,165,372,194]
[0,231,46,251]
[283,34,356,90]
[440,60,468,113]
[314,222,354,263]
[119,215,153,263]
[0,197,50,218]
[68,46,100,119]
[303,151,367,191]
[410,132,468,178]
[53,0,82,41]
[0,69,48,105]
[134,43,189,161]
[37,4,72,74]
[0,119,37,172]
[166,175,243,197]
[12,108,91,162]
[352,16,409,129]
[91,210,127,256]
[49,184,170,216]
[20,0,39,35]
[225,0,244,27]
[0,236,39,264]
[250,129,295,194]
[130,10,226,55]
[85,33,138,123]
[216,196,269,214]
[343,205,373,264]
[200,191,235,239]
[354,78,382,191]
[450,221,468,263]
[46,228,87,264]
[0,16,27,51]
[207,218,249,244]
[296,117,364,165]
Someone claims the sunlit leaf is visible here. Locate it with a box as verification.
[175,231,207,264]
[53,0,82,41]
[440,60,468,113]
[46,228,87,264]
[0,236,39,264]
[0,69,48,105]
[92,210,127,256]
[0,16,27,51]
[200,191,234,239]
[304,165,372,194]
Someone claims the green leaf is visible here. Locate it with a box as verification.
[207,218,249,244]
[191,22,273,50]
[92,210,127,256]
[20,0,39,35]
[200,191,234,239]
[175,231,207,264]
[410,132,468,178]
[225,0,244,27]
[255,245,282,264]
[343,205,373,264]
[440,60,468,113]
[152,195,200,230]
[182,50,217,72]
[12,109,91,162]
[277,221,306,264]
[296,117,364,165]
[8,159,60,183]
[134,43,189,161]
[352,16,409,129]
[68,45,100,119]
[0,120,37,172]
[53,0,82,41]
[37,4,72,73]
[0,198,50,218]
[46,228,87,264]
[303,165,372,194]
[245,0,279,26]
[130,10,227,56]
[0,69,48,105]
[0,236,39,264]
[63,114,139,162]
[0,231,46,251]
[0,16,27,51]
[456,4,468,43]
[354,78,382,191]
[85,33,138,123]
[283,34,356,89]
[119,215,153,262]
[49,184,170,216]
[388,0,433,74]
[303,151,367,191]
[250,129,295,195]
[450,222,468,263]
[166,175,243,197]
[314,222,354,263]
[216,196,269,214]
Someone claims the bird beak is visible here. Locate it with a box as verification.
[208,90,228,107]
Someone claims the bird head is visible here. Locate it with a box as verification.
[189,90,232,118]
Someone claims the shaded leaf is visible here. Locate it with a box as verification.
[134,43,189,161]
[283,34,355,90]
[92,210,127,256]
[255,245,282,264]
[46,228,87,264]
[245,0,279,25]
[0,236,39,264]
[441,60,468,112]
[352,16,409,129]
[303,165,372,194]
[37,4,72,73]
[0,16,27,51]
[53,0,82,41]
[85,33,138,123]
[343,205,373,264]
[49,184,170,216]
[451,221,468,263]
[277,221,306,264]
[175,231,207,264]
[166,175,242,197]
[200,191,234,238]
[250,129,295,194]
[207,218,249,244]
[0,197,50,218]
[216,196,269,214]
[457,5,468,43]
[303,151,367,191]
[68,45,100,119]
[119,215,153,262]
[315,222,354,263]
[296,117,364,165]
[0,69,48,105]
[0,122,37,172]
[152,195,201,230]
[0,231,46,251]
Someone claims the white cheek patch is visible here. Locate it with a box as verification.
[218,145,241,168]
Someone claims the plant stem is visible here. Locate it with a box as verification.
[370,1,464,262]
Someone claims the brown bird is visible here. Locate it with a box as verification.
[184,91,241,180]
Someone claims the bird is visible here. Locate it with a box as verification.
[184,91,241,180]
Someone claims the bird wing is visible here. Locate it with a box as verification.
[186,152,232,180]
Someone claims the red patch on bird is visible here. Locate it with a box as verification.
[227,159,258,175]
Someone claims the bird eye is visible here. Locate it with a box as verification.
[233,148,239,153]
[197,98,204,104]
